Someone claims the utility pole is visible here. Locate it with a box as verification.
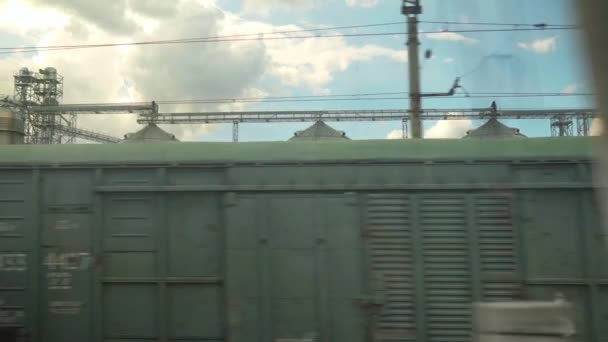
[401,1,463,139]
[402,0,422,138]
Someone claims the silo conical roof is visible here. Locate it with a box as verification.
[464,117,526,139]
[289,120,350,141]
[122,123,179,143]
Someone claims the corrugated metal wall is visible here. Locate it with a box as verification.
[366,194,415,341]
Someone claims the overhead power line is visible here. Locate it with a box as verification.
[156,92,409,104]
[154,92,594,105]
[20,92,593,108]
[0,21,404,51]
[418,20,575,28]
[1,26,578,55]
[2,20,574,51]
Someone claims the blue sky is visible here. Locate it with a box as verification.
[200,0,593,141]
[0,0,593,141]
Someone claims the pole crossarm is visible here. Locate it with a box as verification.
[26,102,158,115]
[53,124,122,143]
[137,108,598,124]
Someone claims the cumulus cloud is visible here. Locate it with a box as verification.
[127,0,179,18]
[267,41,407,93]
[386,129,404,139]
[425,120,473,138]
[424,32,478,44]
[386,119,473,140]
[127,6,267,104]
[242,0,312,15]
[221,13,407,93]
[26,0,137,34]
[346,0,380,8]
[517,36,557,54]
[561,83,578,94]
[0,1,70,36]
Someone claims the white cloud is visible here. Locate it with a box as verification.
[242,0,312,15]
[346,0,380,8]
[0,1,70,35]
[127,8,267,107]
[591,118,603,136]
[221,14,407,93]
[127,0,179,18]
[425,119,473,138]
[386,119,473,140]
[26,0,137,34]
[443,57,455,64]
[561,83,578,94]
[424,32,478,44]
[386,129,404,139]
[267,41,407,92]
[517,36,557,54]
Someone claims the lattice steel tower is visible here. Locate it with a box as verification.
[13,67,74,144]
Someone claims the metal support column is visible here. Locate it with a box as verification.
[401,118,409,139]
[232,121,239,142]
[403,0,422,138]
[577,114,592,136]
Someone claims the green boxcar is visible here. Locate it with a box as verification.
[0,137,605,342]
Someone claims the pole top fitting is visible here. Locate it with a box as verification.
[402,0,422,15]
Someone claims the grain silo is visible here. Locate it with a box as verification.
[0,106,24,144]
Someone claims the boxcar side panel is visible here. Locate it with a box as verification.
[40,170,94,342]
[519,187,608,342]
[0,155,605,342]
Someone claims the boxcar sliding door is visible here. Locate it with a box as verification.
[224,193,366,342]
[100,190,224,342]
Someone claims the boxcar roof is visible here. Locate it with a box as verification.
[0,137,598,165]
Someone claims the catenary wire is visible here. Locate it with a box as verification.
[2,21,575,52]
[1,27,579,55]
[418,20,576,28]
[154,93,595,104]
[0,21,407,51]
[24,92,593,107]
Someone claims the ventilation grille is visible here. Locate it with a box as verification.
[475,195,519,301]
[420,196,472,342]
[367,194,415,341]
